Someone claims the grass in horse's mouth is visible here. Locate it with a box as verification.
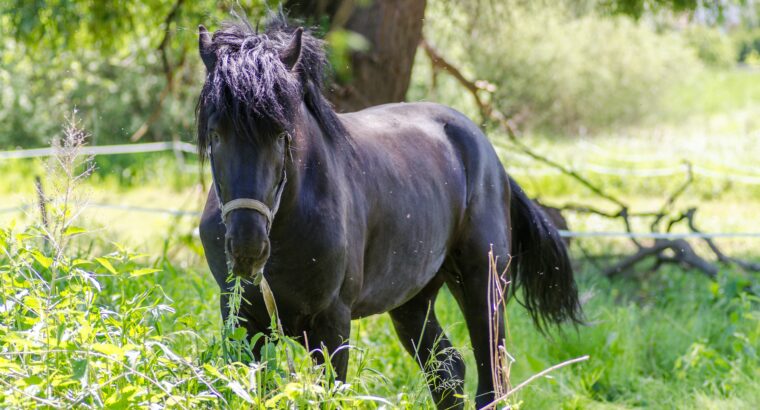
[231,256,261,278]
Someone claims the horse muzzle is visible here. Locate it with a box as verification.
[224,212,271,278]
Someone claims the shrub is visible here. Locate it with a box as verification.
[683,25,736,69]
[734,27,760,67]
[414,0,702,133]
[0,36,202,150]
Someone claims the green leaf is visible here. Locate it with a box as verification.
[95,257,117,274]
[91,343,124,358]
[72,259,93,266]
[203,364,228,381]
[71,358,88,380]
[130,268,161,277]
[261,342,278,373]
[31,250,53,269]
[64,226,87,236]
[231,327,248,341]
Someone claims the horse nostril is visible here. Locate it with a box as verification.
[257,240,270,261]
[226,235,269,262]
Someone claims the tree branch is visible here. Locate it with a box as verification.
[421,36,626,209]
[686,208,760,272]
[130,0,185,142]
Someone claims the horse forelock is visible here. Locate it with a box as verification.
[197,13,333,159]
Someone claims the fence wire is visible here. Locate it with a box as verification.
[2,142,760,239]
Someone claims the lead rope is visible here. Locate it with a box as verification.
[209,136,296,376]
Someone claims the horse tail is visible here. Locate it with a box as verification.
[508,176,582,331]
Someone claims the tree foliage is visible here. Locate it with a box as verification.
[0,1,274,148]
[602,0,749,19]
[0,0,755,148]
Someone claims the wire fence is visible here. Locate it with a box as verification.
[505,163,760,184]
[3,202,760,241]
[0,141,197,160]
[0,203,199,217]
[5,141,760,183]
[2,142,760,240]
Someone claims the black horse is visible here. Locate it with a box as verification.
[197,15,581,409]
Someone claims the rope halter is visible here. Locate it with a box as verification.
[221,198,273,229]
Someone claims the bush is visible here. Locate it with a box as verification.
[0,36,202,150]
[683,25,736,69]
[734,28,760,67]
[413,0,702,133]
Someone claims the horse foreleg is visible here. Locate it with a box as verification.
[199,187,269,358]
[300,300,352,381]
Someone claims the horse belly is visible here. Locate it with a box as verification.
[350,204,457,318]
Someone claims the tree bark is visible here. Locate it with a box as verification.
[286,0,426,112]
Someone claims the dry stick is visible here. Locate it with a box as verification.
[665,211,690,234]
[650,162,693,232]
[482,355,590,409]
[420,38,492,124]
[34,176,49,230]
[487,249,512,398]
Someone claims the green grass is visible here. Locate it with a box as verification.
[665,68,760,121]
[2,213,758,408]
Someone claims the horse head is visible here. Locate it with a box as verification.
[196,21,303,278]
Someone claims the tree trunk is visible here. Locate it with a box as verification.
[286,0,426,112]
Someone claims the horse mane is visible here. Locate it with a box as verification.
[197,12,346,159]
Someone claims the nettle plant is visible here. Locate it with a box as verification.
[0,115,389,409]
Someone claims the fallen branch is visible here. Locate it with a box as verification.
[685,208,760,272]
[604,239,717,278]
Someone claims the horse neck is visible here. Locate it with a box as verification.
[278,102,348,217]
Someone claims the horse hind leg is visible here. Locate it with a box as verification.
[389,276,466,410]
[445,214,511,409]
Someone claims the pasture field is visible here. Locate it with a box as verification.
[1,69,760,409]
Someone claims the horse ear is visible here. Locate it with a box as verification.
[198,25,216,71]
[280,27,303,71]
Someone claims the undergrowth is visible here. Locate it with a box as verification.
[0,116,395,409]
